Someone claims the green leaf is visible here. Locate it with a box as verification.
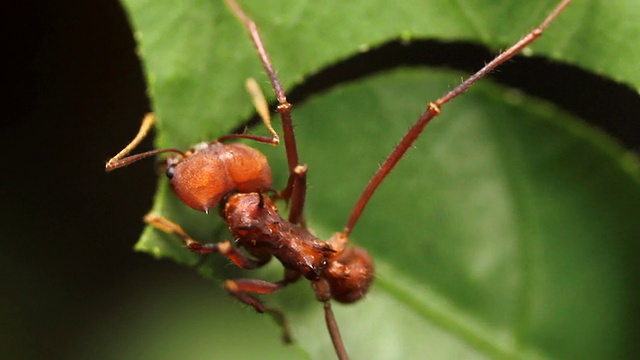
[117,0,640,359]
[261,68,640,359]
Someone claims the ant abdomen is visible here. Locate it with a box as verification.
[168,142,273,212]
[325,246,374,303]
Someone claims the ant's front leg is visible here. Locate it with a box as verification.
[224,0,308,227]
[280,163,308,226]
[144,213,269,269]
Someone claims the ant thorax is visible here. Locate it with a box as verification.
[224,192,374,304]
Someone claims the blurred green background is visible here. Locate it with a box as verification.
[3,1,639,359]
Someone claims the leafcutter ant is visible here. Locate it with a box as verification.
[106,0,572,358]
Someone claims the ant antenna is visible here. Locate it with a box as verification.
[246,77,279,143]
[105,113,184,171]
[218,78,281,145]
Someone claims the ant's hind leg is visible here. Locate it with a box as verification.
[144,213,269,269]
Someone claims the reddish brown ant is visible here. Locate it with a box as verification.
[106,0,572,359]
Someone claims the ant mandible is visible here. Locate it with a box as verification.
[106,0,572,359]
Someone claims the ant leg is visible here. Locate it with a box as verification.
[105,113,184,171]
[144,213,269,269]
[327,232,348,253]
[146,211,299,342]
[312,278,350,360]
[343,0,573,236]
[218,78,307,225]
[225,269,301,343]
[221,77,307,224]
[225,0,307,224]
[324,301,349,360]
[286,164,308,225]
[225,269,301,310]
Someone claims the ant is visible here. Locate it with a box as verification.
[106,0,572,359]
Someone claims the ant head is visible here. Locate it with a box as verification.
[324,246,374,303]
[166,141,273,213]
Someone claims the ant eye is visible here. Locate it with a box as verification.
[166,166,175,179]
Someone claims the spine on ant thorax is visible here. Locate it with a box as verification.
[223,192,335,281]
